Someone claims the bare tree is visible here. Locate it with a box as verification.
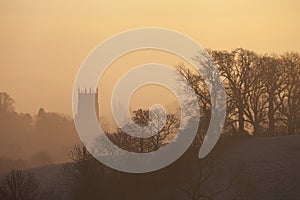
[179,156,242,200]
[243,55,268,135]
[210,49,258,135]
[110,108,179,153]
[255,55,285,135]
[0,92,15,116]
[63,144,104,184]
[150,112,179,150]
[275,52,300,135]
[177,62,214,140]
[0,170,40,200]
[177,63,211,116]
[62,144,118,200]
[132,109,150,152]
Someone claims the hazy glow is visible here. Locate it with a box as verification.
[0,0,299,114]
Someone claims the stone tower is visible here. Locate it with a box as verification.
[77,87,99,121]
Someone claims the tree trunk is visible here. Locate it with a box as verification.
[287,116,295,135]
[238,105,245,134]
[140,138,144,153]
[253,121,259,136]
[268,93,275,135]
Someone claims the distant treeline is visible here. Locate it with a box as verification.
[0,92,78,173]
[178,48,300,136]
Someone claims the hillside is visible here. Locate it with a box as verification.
[2,135,300,199]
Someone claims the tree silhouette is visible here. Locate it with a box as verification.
[276,52,300,135]
[0,92,15,116]
[0,170,40,200]
[178,49,300,136]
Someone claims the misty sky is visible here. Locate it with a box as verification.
[1,0,299,116]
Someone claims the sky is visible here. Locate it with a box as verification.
[1,0,300,116]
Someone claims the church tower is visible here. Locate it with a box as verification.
[77,87,99,121]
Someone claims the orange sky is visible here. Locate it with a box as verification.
[1,0,299,116]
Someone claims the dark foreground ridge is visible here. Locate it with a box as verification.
[2,135,299,200]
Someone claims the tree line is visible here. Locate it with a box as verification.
[0,92,77,173]
[178,48,300,136]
